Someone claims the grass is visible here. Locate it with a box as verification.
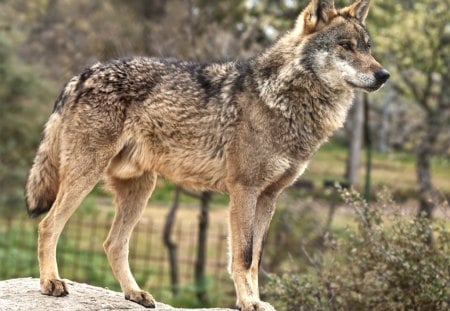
[302,141,450,198]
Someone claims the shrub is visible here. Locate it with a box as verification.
[264,190,450,311]
[264,201,325,273]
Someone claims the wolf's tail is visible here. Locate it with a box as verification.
[26,77,79,217]
[26,111,63,217]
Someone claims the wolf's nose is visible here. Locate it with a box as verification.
[374,69,390,83]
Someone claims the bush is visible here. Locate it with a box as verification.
[264,201,325,273]
[264,190,450,311]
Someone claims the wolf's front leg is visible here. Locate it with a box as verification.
[228,185,276,311]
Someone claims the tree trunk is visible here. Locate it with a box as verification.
[416,113,440,245]
[141,0,166,55]
[378,83,394,153]
[416,133,435,219]
[416,73,450,218]
[163,187,181,295]
[186,0,197,58]
[363,93,373,202]
[43,0,60,25]
[195,191,211,303]
[345,92,364,186]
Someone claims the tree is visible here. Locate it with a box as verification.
[194,191,211,303]
[374,0,450,217]
[345,93,364,186]
[0,34,50,214]
[163,187,181,296]
[162,187,212,303]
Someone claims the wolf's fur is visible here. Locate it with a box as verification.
[25,0,388,310]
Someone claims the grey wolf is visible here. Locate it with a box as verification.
[25,0,389,310]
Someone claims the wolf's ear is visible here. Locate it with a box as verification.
[295,0,336,35]
[340,0,371,24]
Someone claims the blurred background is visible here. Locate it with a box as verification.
[0,0,449,310]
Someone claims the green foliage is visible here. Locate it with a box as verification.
[159,277,220,308]
[264,191,450,311]
[0,220,39,279]
[0,35,48,213]
[373,0,450,103]
[265,202,325,272]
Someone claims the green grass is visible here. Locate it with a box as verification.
[302,141,450,198]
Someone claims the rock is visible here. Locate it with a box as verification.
[0,278,235,311]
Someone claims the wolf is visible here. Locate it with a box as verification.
[25,0,389,310]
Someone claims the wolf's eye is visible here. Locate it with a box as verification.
[340,42,353,51]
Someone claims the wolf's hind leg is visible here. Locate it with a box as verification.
[38,149,112,297]
[103,171,157,308]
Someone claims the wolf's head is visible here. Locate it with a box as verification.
[292,0,389,92]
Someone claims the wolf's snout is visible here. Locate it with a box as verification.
[374,68,390,84]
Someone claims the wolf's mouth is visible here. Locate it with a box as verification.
[361,83,383,92]
[345,80,382,92]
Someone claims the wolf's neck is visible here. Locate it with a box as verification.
[252,40,354,156]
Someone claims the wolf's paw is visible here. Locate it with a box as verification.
[125,290,156,308]
[40,278,69,297]
[238,299,276,311]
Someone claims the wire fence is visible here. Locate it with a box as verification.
[0,211,234,303]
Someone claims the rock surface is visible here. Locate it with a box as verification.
[0,278,235,311]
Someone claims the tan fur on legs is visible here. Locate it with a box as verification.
[234,169,301,311]
[103,171,157,308]
[235,192,277,311]
[249,193,277,298]
[38,151,112,297]
[227,185,269,311]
